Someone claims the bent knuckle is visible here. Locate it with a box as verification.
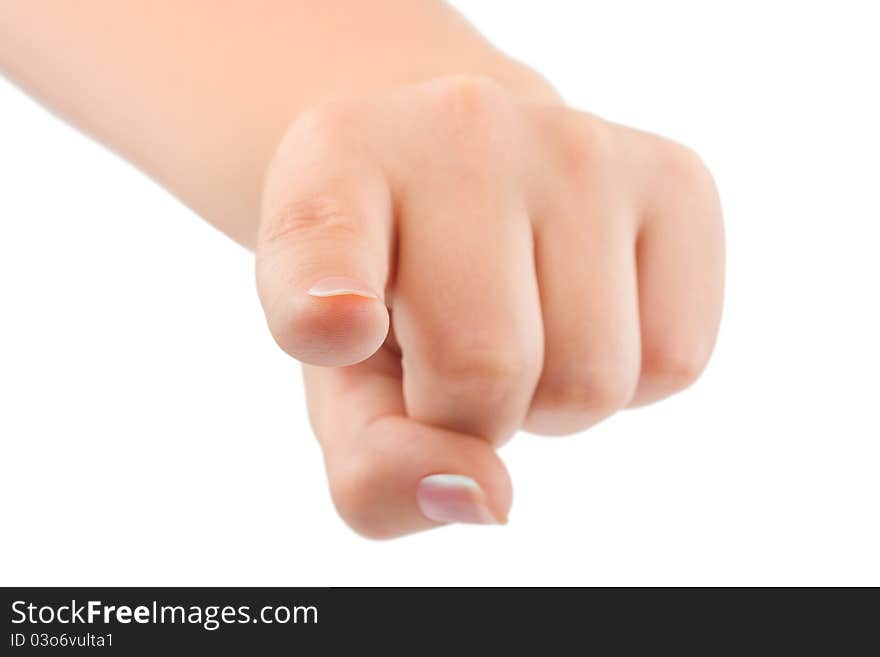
[654,140,718,202]
[440,73,506,113]
[553,114,617,182]
[433,74,511,142]
[537,365,638,418]
[642,346,707,393]
[327,448,391,539]
[287,102,357,146]
[426,338,537,398]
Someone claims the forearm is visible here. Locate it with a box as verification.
[0,0,553,247]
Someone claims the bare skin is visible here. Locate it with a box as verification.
[1,1,724,538]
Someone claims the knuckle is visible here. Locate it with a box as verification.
[288,101,355,145]
[654,140,718,201]
[536,365,638,418]
[266,102,354,184]
[261,195,359,246]
[641,346,707,393]
[260,102,369,245]
[327,448,391,540]
[555,112,616,180]
[440,73,506,112]
[434,74,510,140]
[425,338,537,397]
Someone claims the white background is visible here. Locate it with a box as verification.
[1,1,878,586]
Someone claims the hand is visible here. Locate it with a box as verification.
[256,74,724,538]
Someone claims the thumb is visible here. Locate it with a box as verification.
[256,125,393,367]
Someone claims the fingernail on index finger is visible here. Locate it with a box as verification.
[417,474,506,525]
